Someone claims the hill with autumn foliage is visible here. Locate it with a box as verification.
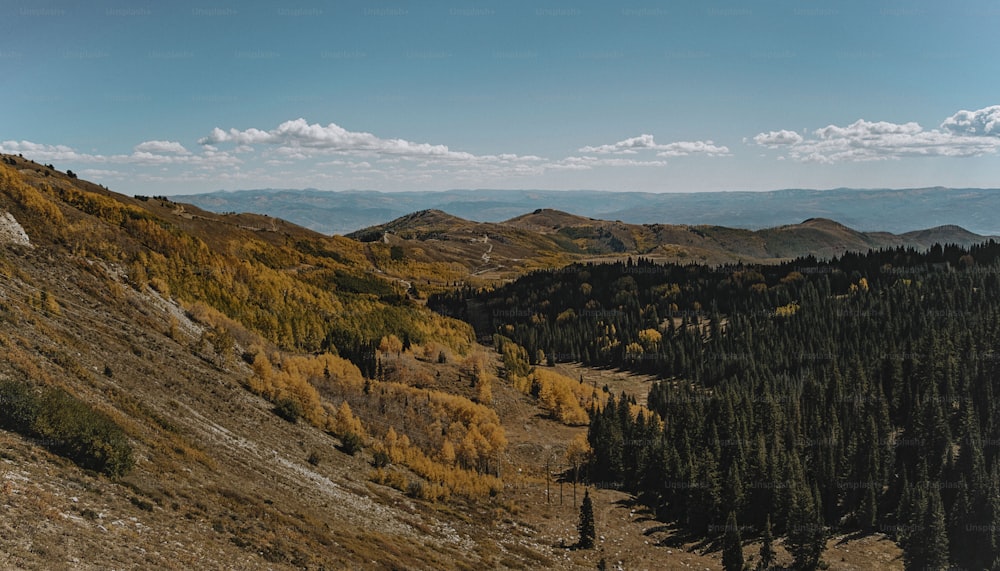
[345,207,993,288]
[0,155,917,570]
[0,156,546,569]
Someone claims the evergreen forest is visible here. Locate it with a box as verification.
[431,243,1000,570]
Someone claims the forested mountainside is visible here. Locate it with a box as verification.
[431,245,1000,570]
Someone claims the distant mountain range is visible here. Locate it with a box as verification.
[341,208,993,280]
[175,187,1000,236]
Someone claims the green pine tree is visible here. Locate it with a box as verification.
[722,510,744,571]
[786,483,825,571]
[947,479,974,569]
[578,488,596,549]
[758,514,775,571]
[920,486,950,571]
[858,483,877,533]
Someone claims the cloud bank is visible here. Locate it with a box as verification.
[753,105,1000,163]
[7,106,996,193]
[579,134,730,157]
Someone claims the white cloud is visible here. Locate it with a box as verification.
[579,134,659,154]
[753,130,804,146]
[134,140,190,155]
[941,105,1000,136]
[1,139,240,169]
[0,140,89,162]
[752,106,1000,163]
[815,120,922,139]
[79,169,126,178]
[655,140,730,157]
[200,118,479,161]
[197,118,557,183]
[580,134,729,157]
[557,156,668,168]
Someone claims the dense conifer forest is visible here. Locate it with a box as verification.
[431,242,1000,570]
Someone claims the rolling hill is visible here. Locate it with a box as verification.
[345,207,995,288]
[176,187,1000,236]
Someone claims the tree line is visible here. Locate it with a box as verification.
[431,242,1000,570]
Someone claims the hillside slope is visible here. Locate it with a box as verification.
[0,157,550,569]
[0,157,907,570]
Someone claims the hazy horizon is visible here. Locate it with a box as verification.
[179,185,999,197]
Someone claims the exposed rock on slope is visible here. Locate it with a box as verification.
[0,211,31,247]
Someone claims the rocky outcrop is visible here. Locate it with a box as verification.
[0,211,31,247]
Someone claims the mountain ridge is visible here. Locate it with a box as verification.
[344,207,995,285]
[175,187,1000,236]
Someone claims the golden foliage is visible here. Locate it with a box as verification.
[780,270,805,284]
[533,369,592,425]
[624,342,645,363]
[378,334,404,355]
[7,164,475,356]
[0,165,64,223]
[476,377,493,405]
[637,327,662,348]
[775,302,800,318]
[333,401,367,440]
[438,439,456,465]
[41,290,61,316]
[245,344,507,500]
[496,336,604,425]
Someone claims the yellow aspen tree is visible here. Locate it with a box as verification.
[439,439,456,465]
[334,401,366,439]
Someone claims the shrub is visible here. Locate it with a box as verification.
[0,380,40,432]
[371,449,390,468]
[273,397,303,423]
[406,479,425,498]
[340,431,364,456]
[0,380,134,478]
[130,496,154,511]
[33,388,135,477]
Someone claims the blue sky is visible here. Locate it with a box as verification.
[2,0,999,194]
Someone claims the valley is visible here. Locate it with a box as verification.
[1,157,992,570]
